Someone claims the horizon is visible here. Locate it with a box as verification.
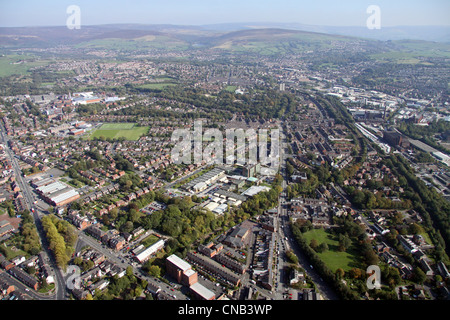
[0,0,449,28]
[1,21,450,29]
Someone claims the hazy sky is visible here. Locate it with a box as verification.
[0,0,449,27]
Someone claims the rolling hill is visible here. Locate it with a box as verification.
[0,24,448,59]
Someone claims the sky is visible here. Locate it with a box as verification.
[0,0,449,28]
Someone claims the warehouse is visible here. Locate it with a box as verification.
[182,168,226,192]
[36,181,80,207]
[134,239,165,263]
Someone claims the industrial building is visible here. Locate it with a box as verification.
[134,239,165,263]
[182,168,226,192]
[35,180,80,207]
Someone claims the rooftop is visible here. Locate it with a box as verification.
[167,254,192,272]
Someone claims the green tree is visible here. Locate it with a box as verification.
[317,242,329,253]
[309,239,319,251]
[412,267,426,284]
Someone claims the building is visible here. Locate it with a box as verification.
[198,242,223,258]
[9,266,39,290]
[241,185,270,197]
[0,278,15,298]
[68,212,92,230]
[182,168,226,192]
[109,236,126,251]
[242,163,261,178]
[189,282,215,300]
[214,252,247,274]
[134,239,165,263]
[35,180,80,207]
[223,226,250,249]
[383,130,410,149]
[86,225,105,240]
[0,254,15,271]
[187,251,241,286]
[166,254,198,286]
[0,220,15,237]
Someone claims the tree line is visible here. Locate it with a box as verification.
[41,215,77,269]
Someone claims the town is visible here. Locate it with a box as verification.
[0,22,449,302]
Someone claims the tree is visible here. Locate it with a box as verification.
[126,266,134,277]
[148,265,161,278]
[120,221,134,234]
[335,268,345,279]
[412,267,426,284]
[286,250,299,264]
[309,239,319,251]
[408,223,423,235]
[317,242,329,253]
[338,234,352,252]
[349,267,363,279]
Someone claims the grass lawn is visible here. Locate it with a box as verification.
[0,242,29,260]
[87,123,149,141]
[99,123,136,130]
[140,234,159,248]
[302,228,361,272]
[0,54,51,77]
[137,83,176,90]
[224,85,237,92]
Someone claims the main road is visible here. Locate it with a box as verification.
[274,124,338,300]
[0,124,67,300]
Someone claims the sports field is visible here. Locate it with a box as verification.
[88,123,149,141]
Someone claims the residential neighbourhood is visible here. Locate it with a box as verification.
[0,5,449,304]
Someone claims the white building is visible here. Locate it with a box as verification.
[134,239,165,263]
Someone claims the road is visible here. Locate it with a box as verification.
[0,124,67,300]
[76,231,188,300]
[273,126,339,300]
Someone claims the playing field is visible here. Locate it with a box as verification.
[88,123,149,141]
[99,123,136,130]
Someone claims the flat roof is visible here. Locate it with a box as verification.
[37,181,68,195]
[167,254,192,272]
[241,186,270,197]
[190,282,215,300]
[51,189,79,204]
[184,269,196,277]
[135,239,165,262]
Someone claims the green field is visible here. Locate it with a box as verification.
[302,228,361,272]
[99,123,136,130]
[88,123,149,141]
[370,40,450,63]
[140,234,160,248]
[74,36,189,51]
[137,82,177,90]
[0,54,51,77]
[224,85,237,92]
